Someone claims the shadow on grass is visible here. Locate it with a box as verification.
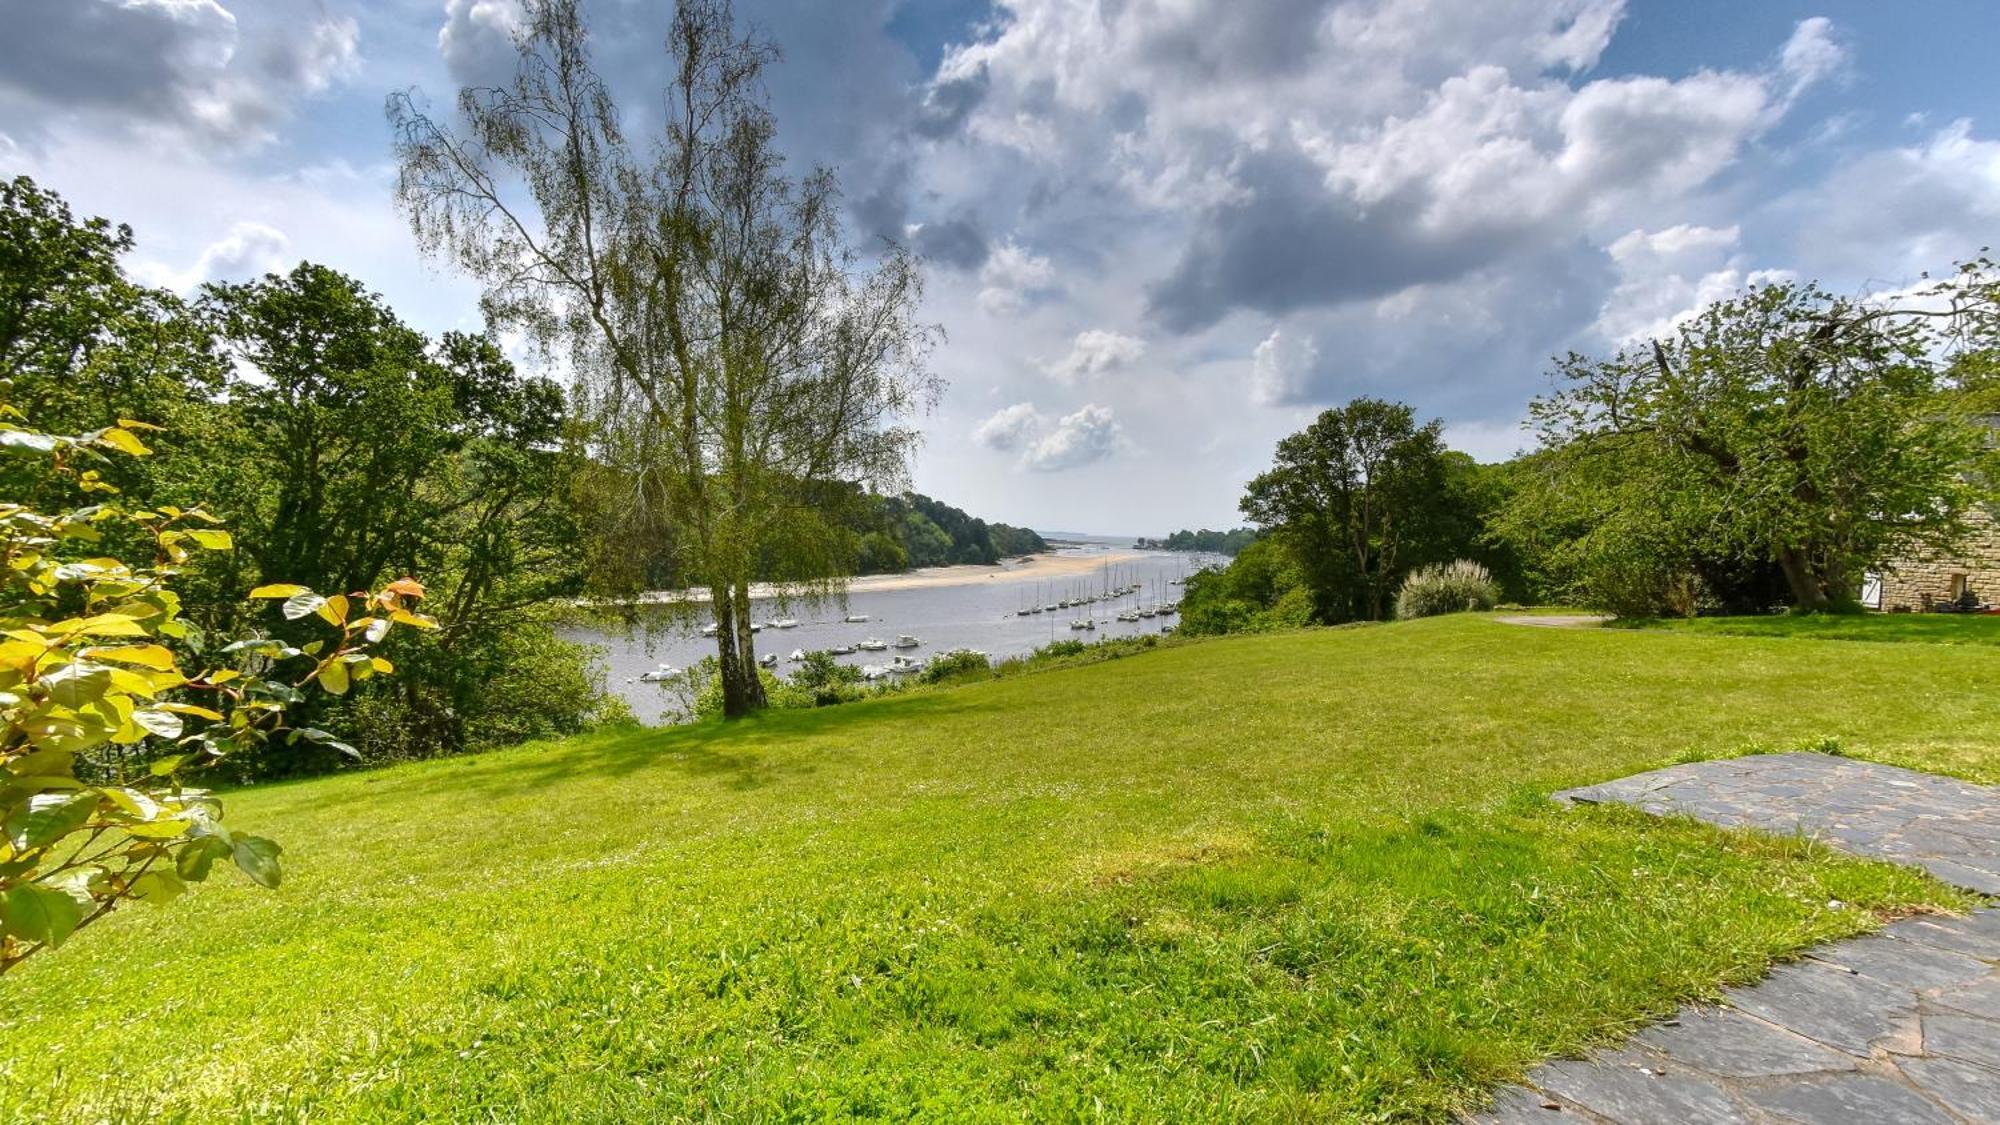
[458,689,1000,798]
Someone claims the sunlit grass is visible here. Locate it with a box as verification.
[1,615,1993,1120]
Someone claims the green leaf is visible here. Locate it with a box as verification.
[282,591,327,621]
[42,662,113,709]
[231,836,283,889]
[129,870,186,904]
[0,884,86,948]
[175,835,231,881]
[318,659,349,696]
[131,708,185,740]
[185,529,233,550]
[248,583,309,599]
[6,790,98,851]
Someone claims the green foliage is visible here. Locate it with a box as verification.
[788,650,869,706]
[918,649,992,685]
[869,492,1045,571]
[1242,398,1494,624]
[0,410,429,972]
[1134,527,1260,556]
[1177,538,1315,636]
[1395,560,1501,619]
[1512,273,2000,615]
[1,177,614,770]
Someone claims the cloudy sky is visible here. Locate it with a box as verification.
[4,1,1998,534]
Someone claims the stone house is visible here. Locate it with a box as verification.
[1873,414,2000,611]
[1875,506,2000,611]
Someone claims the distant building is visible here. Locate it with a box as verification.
[1873,414,2000,611]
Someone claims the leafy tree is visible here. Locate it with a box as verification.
[1521,277,1998,613]
[1241,399,1463,622]
[0,410,429,973]
[201,265,600,759]
[1137,528,1261,556]
[390,0,938,716]
[0,176,225,504]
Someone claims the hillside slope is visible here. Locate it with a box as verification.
[3,616,1995,1120]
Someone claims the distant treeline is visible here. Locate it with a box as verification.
[1136,528,1261,556]
[852,493,1048,573]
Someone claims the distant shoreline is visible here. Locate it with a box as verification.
[606,549,1155,606]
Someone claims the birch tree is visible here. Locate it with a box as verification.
[389,0,937,715]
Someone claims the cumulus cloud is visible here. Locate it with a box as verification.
[1024,404,1125,471]
[1250,328,1319,407]
[439,0,524,87]
[1779,119,2000,284]
[971,401,1042,452]
[130,220,291,293]
[1046,330,1145,383]
[0,0,356,148]
[938,2,1834,336]
[977,240,1057,316]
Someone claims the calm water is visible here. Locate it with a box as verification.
[566,547,1221,723]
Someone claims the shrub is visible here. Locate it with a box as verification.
[1394,560,1500,619]
[0,410,430,972]
[919,649,991,685]
[789,651,867,706]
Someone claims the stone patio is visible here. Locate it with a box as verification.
[1472,753,2000,1123]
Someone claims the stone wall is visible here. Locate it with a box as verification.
[1877,507,2000,611]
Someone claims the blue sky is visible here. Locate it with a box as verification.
[3,0,1997,534]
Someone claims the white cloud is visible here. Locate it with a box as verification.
[977,240,1056,316]
[440,0,524,87]
[971,401,1042,452]
[1250,328,1319,407]
[1592,223,1792,344]
[1045,329,1144,383]
[1778,17,1847,101]
[0,0,358,148]
[131,220,291,293]
[1024,403,1125,471]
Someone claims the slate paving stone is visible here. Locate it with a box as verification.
[1922,1011,2000,1066]
[1629,1007,1851,1078]
[1806,934,1991,991]
[1884,912,2000,960]
[1895,1056,2000,1123]
[1724,961,1918,1057]
[1469,754,1999,1123]
[1742,1073,1958,1124]
[1930,976,2000,1020]
[1533,1056,1753,1123]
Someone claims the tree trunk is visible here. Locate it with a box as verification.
[729,579,767,714]
[1775,546,1830,612]
[710,585,750,718]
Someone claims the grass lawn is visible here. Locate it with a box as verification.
[1616,611,2000,646]
[2,615,1995,1121]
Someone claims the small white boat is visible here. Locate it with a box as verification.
[1069,619,1090,630]
[892,634,920,649]
[861,663,891,681]
[787,648,807,662]
[856,638,889,652]
[700,623,719,637]
[757,653,778,668]
[828,643,857,655]
[1117,611,1140,622]
[769,617,800,630]
[749,622,764,633]
[887,655,922,674]
[638,664,680,683]
[844,613,869,623]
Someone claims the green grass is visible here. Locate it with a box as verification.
[1615,611,2000,646]
[3,616,1996,1121]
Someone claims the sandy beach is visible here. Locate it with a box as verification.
[618,549,1154,605]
